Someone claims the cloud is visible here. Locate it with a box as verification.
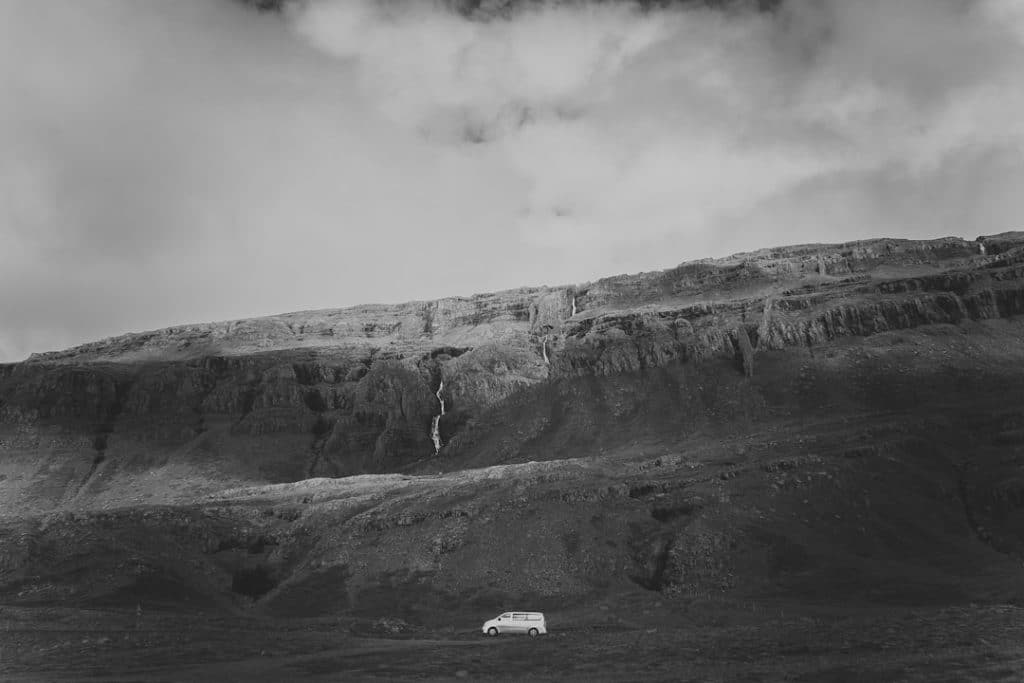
[2,0,1023,361]
[293,0,1024,248]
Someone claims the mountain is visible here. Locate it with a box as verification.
[3,232,1024,679]
[239,0,785,17]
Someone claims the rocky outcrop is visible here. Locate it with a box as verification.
[239,0,787,19]
[3,233,1024,513]
[529,289,575,334]
[25,291,544,365]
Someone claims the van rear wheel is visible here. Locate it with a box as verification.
[528,628,539,637]
[488,627,498,637]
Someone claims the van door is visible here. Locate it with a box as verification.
[511,613,527,633]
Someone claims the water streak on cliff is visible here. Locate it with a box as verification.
[431,380,445,455]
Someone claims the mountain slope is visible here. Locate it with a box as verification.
[2,233,1024,627]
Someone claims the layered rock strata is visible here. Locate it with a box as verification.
[2,234,1022,513]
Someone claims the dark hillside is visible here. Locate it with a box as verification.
[2,234,1024,681]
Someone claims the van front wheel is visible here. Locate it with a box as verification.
[488,627,498,637]
[528,628,539,637]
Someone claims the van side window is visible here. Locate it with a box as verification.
[512,613,525,620]
[500,613,511,619]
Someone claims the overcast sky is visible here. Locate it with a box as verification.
[2,0,1023,362]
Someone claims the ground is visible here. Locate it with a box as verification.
[3,597,1024,681]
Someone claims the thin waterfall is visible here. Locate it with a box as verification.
[571,296,577,317]
[431,416,441,454]
[542,336,549,364]
[431,380,445,454]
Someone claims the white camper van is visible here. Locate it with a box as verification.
[481,612,547,636]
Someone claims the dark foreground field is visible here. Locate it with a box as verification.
[3,596,1024,682]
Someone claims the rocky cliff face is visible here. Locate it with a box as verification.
[239,0,785,18]
[3,232,1024,625]
[2,233,1022,515]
